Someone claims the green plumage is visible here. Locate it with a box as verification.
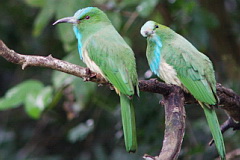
[200,102,225,159]
[159,29,217,104]
[83,23,139,152]
[83,25,138,96]
[53,7,138,152]
[141,21,225,159]
[120,94,137,151]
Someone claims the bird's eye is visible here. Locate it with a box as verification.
[85,16,90,19]
[155,25,159,28]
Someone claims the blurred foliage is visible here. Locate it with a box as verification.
[0,0,240,159]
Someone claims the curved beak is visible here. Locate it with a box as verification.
[52,17,78,25]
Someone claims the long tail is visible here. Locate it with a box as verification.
[120,94,137,152]
[199,102,226,160]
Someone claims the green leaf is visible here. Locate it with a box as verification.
[33,0,57,36]
[52,69,74,89]
[0,80,43,110]
[52,50,96,112]
[68,119,94,143]
[72,77,96,110]
[24,86,53,119]
[52,50,86,88]
[137,0,159,18]
[24,0,46,7]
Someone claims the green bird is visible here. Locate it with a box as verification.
[53,7,139,152]
[140,21,226,159]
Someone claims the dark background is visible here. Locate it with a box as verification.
[0,0,240,159]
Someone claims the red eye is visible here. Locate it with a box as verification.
[85,16,90,19]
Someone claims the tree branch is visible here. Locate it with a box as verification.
[158,86,185,160]
[143,86,185,160]
[0,40,107,84]
[1,40,240,160]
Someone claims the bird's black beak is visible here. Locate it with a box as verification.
[52,17,79,25]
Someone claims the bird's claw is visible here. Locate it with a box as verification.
[83,77,90,81]
[84,68,97,81]
[109,85,114,90]
[98,84,103,87]
[159,100,165,106]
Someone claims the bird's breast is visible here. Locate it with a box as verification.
[159,58,182,87]
[82,49,105,77]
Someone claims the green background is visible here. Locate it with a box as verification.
[0,0,240,159]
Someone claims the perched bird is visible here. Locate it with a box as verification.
[53,7,139,152]
[140,21,226,159]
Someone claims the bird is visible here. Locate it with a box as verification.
[140,21,226,159]
[53,7,139,152]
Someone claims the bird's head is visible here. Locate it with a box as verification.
[53,7,109,28]
[140,21,158,37]
[140,21,168,38]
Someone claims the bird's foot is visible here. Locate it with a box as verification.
[83,68,97,81]
[159,99,165,106]
[109,84,115,90]
[98,84,103,87]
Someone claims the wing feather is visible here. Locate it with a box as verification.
[162,34,217,104]
[83,25,138,96]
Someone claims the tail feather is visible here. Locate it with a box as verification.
[199,102,226,160]
[120,94,137,152]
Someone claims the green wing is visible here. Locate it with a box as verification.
[162,33,225,159]
[83,25,138,96]
[83,25,138,152]
[162,34,217,105]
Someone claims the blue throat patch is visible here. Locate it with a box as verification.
[73,26,83,60]
[149,35,162,76]
[72,7,94,60]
